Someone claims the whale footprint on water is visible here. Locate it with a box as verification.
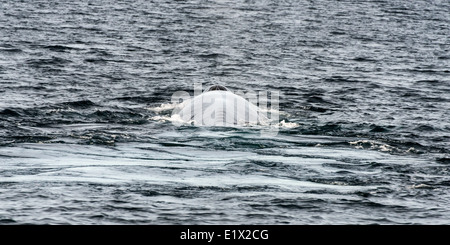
[172,85,268,126]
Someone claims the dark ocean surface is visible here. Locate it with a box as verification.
[0,0,449,224]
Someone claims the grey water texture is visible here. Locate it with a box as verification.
[0,0,449,224]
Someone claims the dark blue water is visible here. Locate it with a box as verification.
[0,0,449,224]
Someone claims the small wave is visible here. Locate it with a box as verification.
[114,96,165,104]
[352,57,377,62]
[274,120,299,129]
[146,103,177,113]
[197,53,228,59]
[90,110,147,124]
[415,79,442,84]
[0,47,22,53]
[84,58,108,63]
[0,108,22,117]
[407,67,450,74]
[0,44,23,53]
[323,76,366,84]
[0,218,16,224]
[6,135,55,144]
[349,140,398,153]
[414,125,436,132]
[26,57,72,67]
[349,140,424,155]
[410,184,434,189]
[370,125,391,132]
[300,105,328,113]
[60,100,97,109]
[436,157,450,164]
[43,45,77,52]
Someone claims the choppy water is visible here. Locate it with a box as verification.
[0,0,449,224]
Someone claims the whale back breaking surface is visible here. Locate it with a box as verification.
[176,91,267,126]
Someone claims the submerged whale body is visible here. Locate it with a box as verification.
[174,85,267,126]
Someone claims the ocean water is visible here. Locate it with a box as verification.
[0,0,449,224]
